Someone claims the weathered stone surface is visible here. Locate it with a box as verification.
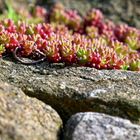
[0,82,62,140]
[64,112,140,140]
[0,59,139,124]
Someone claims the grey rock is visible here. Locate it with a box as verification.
[0,82,62,140]
[0,59,139,124]
[64,112,140,140]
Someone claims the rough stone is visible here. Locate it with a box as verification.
[64,112,140,140]
[0,82,62,140]
[0,58,139,125]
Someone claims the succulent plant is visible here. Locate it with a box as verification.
[49,2,83,32]
[0,4,139,71]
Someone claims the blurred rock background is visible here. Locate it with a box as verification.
[37,0,140,28]
[0,0,139,28]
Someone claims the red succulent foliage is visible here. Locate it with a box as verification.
[0,4,139,71]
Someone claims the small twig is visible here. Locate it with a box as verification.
[13,46,46,65]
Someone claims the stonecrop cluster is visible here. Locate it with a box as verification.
[0,3,139,71]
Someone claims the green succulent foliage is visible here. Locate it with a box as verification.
[130,60,140,71]
[77,48,89,64]
[121,65,129,70]
[26,26,35,35]
[0,44,5,54]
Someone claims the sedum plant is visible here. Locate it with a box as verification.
[0,3,139,71]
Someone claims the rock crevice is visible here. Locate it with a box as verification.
[0,59,139,124]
